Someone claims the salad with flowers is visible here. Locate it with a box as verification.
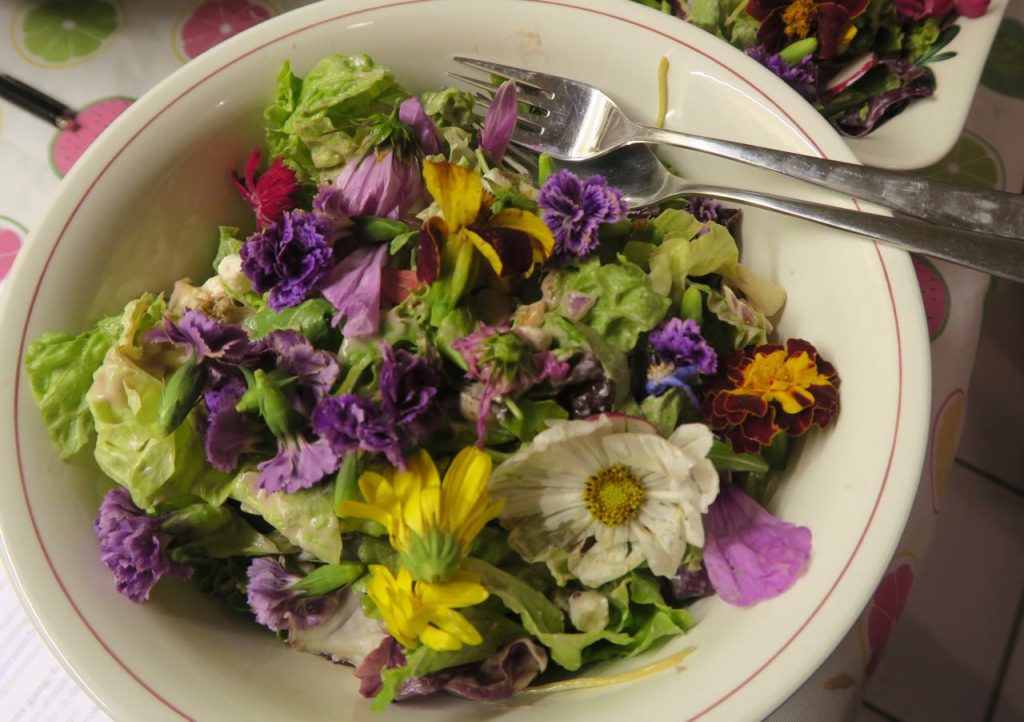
[25,55,840,709]
[633,0,991,136]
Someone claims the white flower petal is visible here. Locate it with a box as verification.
[667,423,714,460]
[633,506,688,578]
[569,537,644,588]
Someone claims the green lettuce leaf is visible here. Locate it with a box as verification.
[265,55,408,182]
[640,389,683,437]
[25,313,122,459]
[231,471,342,564]
[420,86,476,132]
[211,226,242,272]
[242,298,336,342]
[553,258,671,353]
[649,221,739,302]
[462,558,565,636]
[163,502,291,558]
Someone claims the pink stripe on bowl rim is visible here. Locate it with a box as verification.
[9,0,906,719]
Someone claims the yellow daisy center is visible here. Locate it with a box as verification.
[583,464,646,527]
[782,0,817,39]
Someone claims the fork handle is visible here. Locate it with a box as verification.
[635,124,1024,242]
[669,181,1024,282]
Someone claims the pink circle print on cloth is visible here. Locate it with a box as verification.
[865,560,914,677]
[50,97,133,177]
[0,220,26,282]
[177,0,273,61]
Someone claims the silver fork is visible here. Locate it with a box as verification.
[502,144,1024,283]
[452,57,1024,243]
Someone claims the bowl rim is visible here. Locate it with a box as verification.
[0,0,931,720]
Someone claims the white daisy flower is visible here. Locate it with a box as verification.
[488,414,720,588]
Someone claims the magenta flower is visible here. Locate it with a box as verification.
[538,170,627,263]
[316,148,424,220]
[93,488,192,602]
[321,244,389,338]
[479,80,518,162]
[702,483,812,607]
[246,557,342,632]
[241,209,339,311]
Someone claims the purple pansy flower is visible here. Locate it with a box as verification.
[398,96,442,155]
[538,170,627,263]
[316,147,424,220]
[380,345,440,428]
[452,325,569,445]
[241,209,339,312]
[256,434,340,494]
[479,80,518,162]
[312,394,403,467]
[646,317,718,404]
[203,377,266,472]
[702,483,812,607]
[93,488,192,602]
[321,244,389,338]
[746,45,819,102]
[246,557,342,632]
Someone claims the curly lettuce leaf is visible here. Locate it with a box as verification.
[462,558,566,637]
[649,219,739,302]
[243,298,336,342]
[265,55,408,182]
[552,258,671,353]
[25,313,122,459]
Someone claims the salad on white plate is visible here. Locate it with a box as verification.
[24,53,840,710]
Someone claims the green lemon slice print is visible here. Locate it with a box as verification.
[15,0,121,67]
[918,131,1003,190]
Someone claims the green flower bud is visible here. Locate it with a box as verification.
[681,285,704,325]
[158,358,206,434]
[400,527,461,584]
[354,216,411,242]
[289,562,365,596]
[239,368,298,439]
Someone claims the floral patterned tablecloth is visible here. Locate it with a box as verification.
[0,1,1021,720]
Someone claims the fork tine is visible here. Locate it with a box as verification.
[502,145,539,177]
[452,56,549,92]
[447,71,556,114]
[509,125,545,150]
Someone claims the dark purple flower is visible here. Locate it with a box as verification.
[646,362,701,404]
[321,244,388,338]
[666,563,715,603]
[147,310,254,365]
[479,80,517,162]
[452,325,569,445]
[380,345,439,428]
[648,318,718,374]
[702,483,812,607]
[538,170,627,263]
[684,197,742,235]
[316,148,424,220]
[262,330,340,415]
[746,45,820,102]
[256,435,339,494]
[93,488,192,602]
[312,394,403,467]
[246,557,342,632]
[203,377,265,472]
[241,209,338,312]
[398,96,442,155]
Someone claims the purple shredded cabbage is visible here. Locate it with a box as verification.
[830,59,935,138]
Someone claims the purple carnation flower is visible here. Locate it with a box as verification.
[648,318,718,374]
[398,96,442,156]
[246,557,341,632]
[261,330,340,416]
[147,310,254,366]
[479,80,518,162]
[315,147,424,220]
[241,209,338,312]
[93,488,192,602]
[538,170,627,263]
[321,244,389,338]
[203,377,266,472]
[380,345,439,428]
[702,483,812,607]
[684,197,742,235]
[312,394,403,467]
[746,45,819,102]
[256,434,339,494]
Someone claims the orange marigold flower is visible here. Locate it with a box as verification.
[700,339,839,454]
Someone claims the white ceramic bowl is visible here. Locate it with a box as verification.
[0,1,931,720]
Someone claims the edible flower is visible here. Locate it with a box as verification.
[380,344,440,429]
[416,161,555,302]
[746,0,869,59]
[202,377,265,472]
[701,338,840,454]
[897,0,989,19]
[312,393,403,467]
[645,317,718,404]
[93,488,192,602]
[321,244,389,337]
[366,565,489,651]
[246,556,343,632]
[745,45,820,102]
[488,415,719,588]
[702,483,812,606]
[340,447,503,583]
[451,325,569,445]
[241,209,340,312]
[232,146,299,227]
[315,147,424,220]
[538,170,627,263]
[478,80,518,163]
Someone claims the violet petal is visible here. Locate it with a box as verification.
[479,80,518,162]
[322,244,389,338]
[398,96,442,155]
